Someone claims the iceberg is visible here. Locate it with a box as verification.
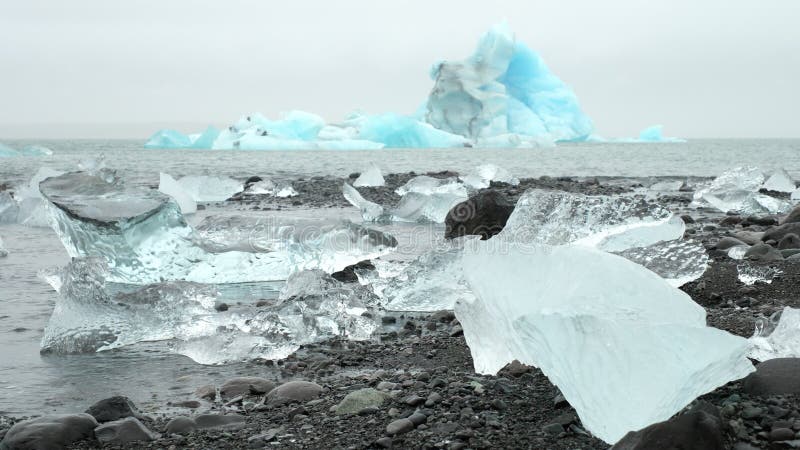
[144,129,193,149]
[692,167,792,215]
[456,239,754,444]
[460,164,519,189]
[158,173,197,214]
[0,143,18,157]
[352,113,469,148]
[176,175,243,202]
[41,172,397,284]
[637,125,686,143]
[353,164,385,187]
[274,186,298,198]
[749,307,800,361]
[762,168,797,193]
[0,143,53,157]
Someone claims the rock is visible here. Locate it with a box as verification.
[501,359,532,377]
[781,249,800,258]
[542,423,564,435]
[265,381,323,405]
[681,214,695,224]
[744,243,784,261]
[195,384,216,401]
[404,395,426,407]
[0,414,98,450]
[790,253,800,261]
[743,358,800,396]
[85,396,141,423]
[715,237,747,251]
[331,260,375,283]
[247,428,281,448]
[171,400,201,409]
[94,417,159,444]
[375,436,394,448]
[740,406,763,419]
[779,233,800,250]
[734,231,765,245]
[407,412,428,426]
[214,302,229,312]
[769,427,795,441]
[194,414,246,430]
[764,223,800,244]
[444,191,515,240]
[164,416,197,434]
[781,206,800,224]
[386,418,414,436]
[334,388,388,415]
[220,377,276,400]
[612,402,724,450]
[426,392,443,407]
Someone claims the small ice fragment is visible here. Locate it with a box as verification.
[245,179,277,195]
[177,175,243,202]
[727,245,749,260]
[78,154,107,173]
[737,264,782,285]
[343,183,387,222]
[395,176,467,197]
[0,234,7,257]
[353,165,385,187]
[649,180,684,191]
[460,164,519,189]
[762,168,796,193]
[749,307,800,361]
[275,186,298,198]
[615,239,708,287]
[159,172,197,214]
[0,192,19,224]
[20,145,54,156]
[16,167,65,227]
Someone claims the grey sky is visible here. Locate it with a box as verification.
[1,0,798,139]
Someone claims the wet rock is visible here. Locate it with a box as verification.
[94,417,159,444]
[769,427,795,441]
[195,384,216,401]
[501,359,532,377]
[612,403,724,450]
[334,388,388,415]
[331,260,375,283]
[247,428,281,448]
[375,436,393,448]
[266,381,323,405]
[782,206,800,224]
[715,237,747,250]
[764,223,800,244]
[404,395,426,407]
[220,377,276,400]
[407,412,427,426]
[0,414,97,450]
[743,359,800,396]
[85,396,141,423]
[779,233,800,250]
[445,191,515,240]
[386,418,414,436]
[745,243,784,261]
[165,416,197,434]
[734,231,765,245]
[194,414,246,430]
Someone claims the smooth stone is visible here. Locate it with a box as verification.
[194,414,246,430]
[164,416,197,434]
[334,388,388,415]
[404,395,426,407]
[408,412,428,426]
[331,260,375,283]
[744,243,784,261]
[781,206,800,224]
[386,418,414,436]
[266,381,323,405]
[715,236,747,250]
[444,190,515,240]
[220,377,276,400]
[769,428,796,441]
[375,436,394,448]
[778,233,800,250]
[94,417,159,444]
[780,249,800,258]
[0,414,98,450]
[734,231,765,245]
[195,384,216,401]
[247,428,281,448]
[764,223,800,243]
[743,358,800,396]
[85,396,141,423]
[612,402,724,450]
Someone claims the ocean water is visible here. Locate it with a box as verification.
[0,138,798,416]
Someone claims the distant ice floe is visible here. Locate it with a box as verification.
[692,167,794,215]
[144,23,596,150]
[0,143,54,157]
[586,125,686,144]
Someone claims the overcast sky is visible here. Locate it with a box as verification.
[1,0,798,139]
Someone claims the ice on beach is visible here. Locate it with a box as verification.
[460,164,519,189]
[0,234,7,257]
[0,192,19,224]
[793,188,800,201]
[16,167,65,227]
[637,125,686,143]
[395,176,468,197]
[176,175,243,202]
[749,307,800,361]
[727,245,749,260]
[345,182,466,223]
[41,172,397,284]
[693,167,792,214]
[343,183,387,222]
[275,186,298,198]
[737,264,782,285]
[615,239,708,287]
[762,168,797,193]
[158,173,197,214]
[456,239,754,444]
[353,165,385,187]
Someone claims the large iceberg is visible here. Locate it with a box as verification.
[144,24,596,150]
[692,167,793,214]
[40,171,397,284]
[0,143,53,157]
[456,239,754,444]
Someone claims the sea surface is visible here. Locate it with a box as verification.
[0,138,798,416]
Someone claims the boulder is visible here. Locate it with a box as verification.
[334,388,388,415]
[85,396,141,423]
[743,358,800,396]
[0,414,97,450]
[781,206,800,224]
[714,237,747,251]
[94,417,159,445]
[331,260,375,283]
[612,403,724,450]
[778,233,800,250]
[733,231,764,246]
[219,377,275,400]
[744,243,783,261]
[763,223,800,244]
[265,381,323,405]
[444,191,514,240]
[164,416,197,435]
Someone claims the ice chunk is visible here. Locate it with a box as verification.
[737,264,782,285]
[42,172,397,284]
[0,192,19,224]
[727,245,749,260]
[498,189,676,249]
[0,143,19,157]
[456,239,754,443]
[762,168,797,193]
[345,182,466,224]
[425,23,592,144]
[637,125,686,143]
[158,172,197,214]
[693,167,792,214]
[648,180,685,192]
[275,186,298,198]
[17,167,65,227]
[749,307,800,361]
[395,176,467,197]
[343,183,387,222]
[19,145,54,156]
[0,234,7,257]
[793,188,800,201]
[144,129,193,149]
[460,164,519,189]
[188,126,221,149]
[353,165,385,187]
[615,239,708,287]
[77,154,107,173]
[176,175,242,202]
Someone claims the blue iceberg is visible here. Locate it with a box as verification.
[637,125,686,143]
[0,143,54,157]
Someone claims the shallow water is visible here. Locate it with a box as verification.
[0,138,797,416]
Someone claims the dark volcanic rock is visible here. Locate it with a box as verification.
[744,243,783,261]
[743,358,800,396]
[612,403,725,450]
[445,191,515,240]
[219,377,276,400]
[0,414,97,450]
[778,233,800,250]
[714,237,747,251]
[764,223,800,244]
[94,417,159,444]
[194,414,246,430]
[331,260,376,283]
[265,381,323,405]
[84,396,141,423]
[782,206,800,224]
